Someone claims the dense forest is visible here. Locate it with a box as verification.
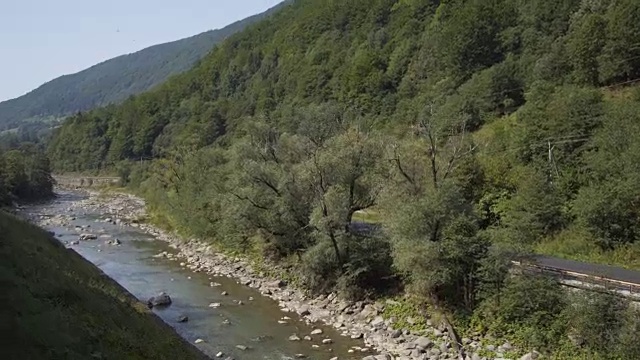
[48,0,640,357]
[0,1,286,132]
[0,144,54,205]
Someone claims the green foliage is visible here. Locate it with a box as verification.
[43,0,640,355]
[0,145,53,204]
[472,275,568,350]
[381,298,428,333]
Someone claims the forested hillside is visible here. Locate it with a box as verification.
[0,1,286,132]
[48,0,640,357]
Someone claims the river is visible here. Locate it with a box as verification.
[23,190,376,360]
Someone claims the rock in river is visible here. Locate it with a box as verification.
[106,238,121,246]
[147,292,172,308]
[79,233,97,241]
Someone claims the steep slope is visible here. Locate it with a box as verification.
[48,0,640,168]
[0,1,286,131]
[0,211,207,360]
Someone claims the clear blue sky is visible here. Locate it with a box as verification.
[0,0,282,102]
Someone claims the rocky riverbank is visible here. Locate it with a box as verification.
[28,189,537,360]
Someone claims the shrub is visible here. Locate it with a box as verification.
[472,274,568,350]
[301,234,395,300]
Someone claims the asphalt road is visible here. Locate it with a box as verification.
[350,220,640,286]
[533,255,640,285]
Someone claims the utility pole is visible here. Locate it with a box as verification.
[548,140,560,182]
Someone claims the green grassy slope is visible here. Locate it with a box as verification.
[0,211,207,360]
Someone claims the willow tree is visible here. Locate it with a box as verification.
[380,102,487,310]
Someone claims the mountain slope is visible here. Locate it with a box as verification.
[0,1,285,131]
[48,0,640,168]
[0,211,207,360]
[47,0,640,357]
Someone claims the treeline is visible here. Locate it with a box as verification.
[47,0,640,357]
[0,144,54,205]
[0,120,58,150]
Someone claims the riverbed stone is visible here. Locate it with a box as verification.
[298,305,311,316]
[520,351,542,360]
[415,337,434,350]
[370,316,385,328]
[288,334,301,341]
[79,233,97,240]
[147,292,172,308]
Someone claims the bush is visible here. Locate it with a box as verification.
[301,234,395,301]
[300,240,341,295]
[337,234,396,300]
[564,292,640,359]
[565,292,624,354]
[472,274,568,350]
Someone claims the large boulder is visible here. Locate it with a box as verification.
[147,292,172,308]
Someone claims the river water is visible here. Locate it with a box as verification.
[26,191,372,360]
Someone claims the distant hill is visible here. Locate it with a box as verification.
[0,1,285,131]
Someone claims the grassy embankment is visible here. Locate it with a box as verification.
[0,210,207,360]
